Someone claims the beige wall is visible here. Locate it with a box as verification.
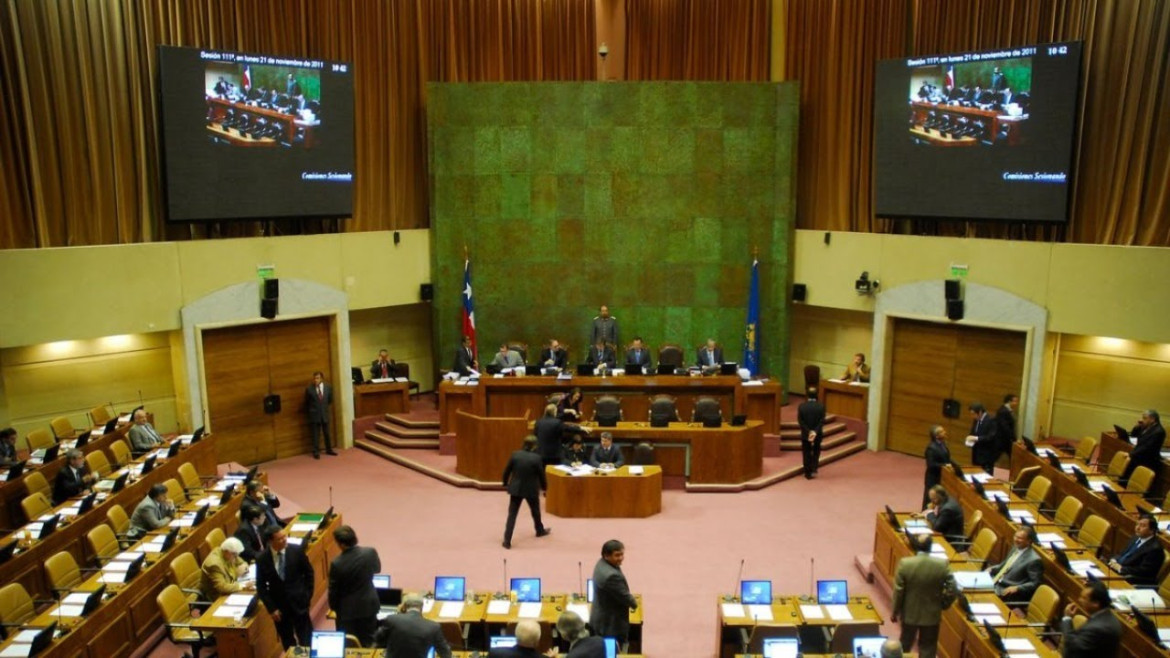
[787,305,873,394]
[349,304,436,392]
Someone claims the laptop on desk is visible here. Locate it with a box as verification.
[623,363,644,376]
[853,636,889,658]
[1114,425,1131,442]
[816,579,848,604]
[577,364,593,376]
[310,630,346,658]
[761,637,798,658]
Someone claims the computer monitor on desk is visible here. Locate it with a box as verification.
[434,576,465,602]
[762,637,799,658]
[372,574,391,589]
[740,580,772,604]
[816,579,848,604]
[510,577,541,603]
[310,630,346,658]
[853,636,888,658]
[490,636,518,649]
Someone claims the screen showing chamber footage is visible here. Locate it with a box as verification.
[158,45,355,222]
[874,41,1081,223]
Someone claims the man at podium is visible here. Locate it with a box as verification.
[371,349,395,380]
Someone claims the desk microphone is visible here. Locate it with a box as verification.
[732,558,745,600]
[503,558,508,596]
[329,485,334,509]
[578,561,584,597]
[809,557,815,597]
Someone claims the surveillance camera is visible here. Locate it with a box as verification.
[855,271,879,295]
[598,43,609,58]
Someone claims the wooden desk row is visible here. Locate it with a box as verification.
[439,375,782,435]
[940,467,1170,657]
[0,435,218,601]
[716,595,884,658]
[1098,429,1170,500]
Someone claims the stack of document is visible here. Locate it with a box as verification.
[517,602,542,618]
[1068,561,1104,579]
[486,599,511,615]
[799,604,824,619]
[0,628,49,657]
[745,604,773,621]
[49,591,93,618]
[953,571,994,590]
[439,601,465,618]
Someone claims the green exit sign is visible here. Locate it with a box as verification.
[257,265,276,280]
[950,263,969,278]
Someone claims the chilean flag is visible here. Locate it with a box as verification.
[461,259,477,361]
[242,65,251,89]
[945,65,954,89]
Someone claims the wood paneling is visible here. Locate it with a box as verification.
[886,319,1025,461]
[203,317,333,465]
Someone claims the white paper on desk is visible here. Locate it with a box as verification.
[517,602,542,618]
[1069,561,1104,579]
[742,380,764,387]
[63,592,90,604]
[98,571,126,584]
[721,602,745,618]
[828,378,846,383]
[226,594,253,606]
[177,434,193,441]
[422,599,435,613]
[1110,589,1165,611]
[953,571,994,590]
[825,604,852,620]
[198,496,219,507]
[10,630,39,643]
[439,601,465,618]
[553,465,574,472]
[1060,463,1077,473]
[212,605,247,618]
[287,536,304,546]
[60,506,81,516]
[966,472,994,483]
[170,517,194,527]
[370,378,394,384]
[745,605,773,621]
[493,374,506,378]
[848,382,869,387]
[974,614,1005,626]
[486,599,511,615]
[799,604,824,619]
[567,602,590,620]
[0,643,33,658]
[290,522,318,533]
[968,602,999,614]
[118,551,144,561]
[49,604,85,618]
[570,467,595,477]
[103,561,131,572]
[985,490,1010,502]
[25,522,43,535]
[395,377,409,383]
[906,525,933,535]
[454,380,469,386]
[628,466,644,475]
[1001,638,1033,651]
[1009,510,1034,523]
[1088,479,1110,492]
[1159,628,1170,641]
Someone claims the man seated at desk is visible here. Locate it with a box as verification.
[842,353,870,382]
[371,349,396,380]
[540,339,567,370]
[201,537,254,601]
[696,338,723,374]
[587,340,615,371]
[374,594,452,658]
[490,343,525,371]
[52,448,97,505]
[919,485,964,544]
[0,427,18,466]
[128,408,166,454]
[985,528,1043,603]
[562,437,589,467]
[1107,513,1164,588]
[589,432,624,469]
[625,337,652,370]
[1060,582,1122,657]
[128,483,176,540]
[233,505,267,563]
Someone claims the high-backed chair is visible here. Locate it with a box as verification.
[1104,452,1128,478]
[86,524,120,566]
[632,442,655,466]
[1024,476,1053,513]
[1074,436,1098,463]
[24,471,50,500]
[648,395,679,425]
[0,583,38,629]
[45,551,86,597]
[593,396,622,425]
[20,492,51,522]
[960,527,999,564]
[1050,496,1084,529]
[156,584,213,657]
[1077,515,1111,556]
[50,416,79,440]
[1020,584,1061,631]
[1127,466,1155,495]
[106,504,133,547]
[390,362,421,399]
[1010,466,1041,496]
[164,478,187,504]
[505,342,529,363]
[952,509,983,550]
[178,463,207,495]
[85,450,114,478]
[803,365,821,392]
[692,397,723,424]
[168,552,211,607]
[108,439,132,468]
[25,429,55,453]
[201,528,225,560]
[656,344,684,369]
[89,404,113,427]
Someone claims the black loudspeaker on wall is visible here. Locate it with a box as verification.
[792,283,807,302]
[945,279,961,301]
[264,278,279,299]
[942,398,961,418]
[263,394,281,414]
[946,299,964,321]
[420,283,434,301]
[260,298,278,319]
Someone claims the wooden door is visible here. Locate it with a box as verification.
[203,317,333,465]
[885,319,1025,463]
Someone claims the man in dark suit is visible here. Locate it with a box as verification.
[374,594,452,657]
[502,436,551,549]
[0,427,18,466]
[1059,582,1122,657]
[554,611,605,657]
[539,339,567,370]
[304,371,337,459]
[922,485,964,544]
[923,425,951,507]
[586,340,615,371]
[52,449,97,504]
[371,349,395,380]
[488,619,541,657]
[453,335,478,376]
[590,305,619,350]
[967,402,997,474]
[1108,513,1164,587]
[986,528,1044,603]
[328,525,381,646]
[696,339,723,373]
[624,337,651,369]
[535,404,589,466]
[589,432,624,468]
[256,526,314,649]
[1120,409,1165,486]
[798,387,826,479]
[241,480,286,529]
[590,539,638,646]
[990,66,1007,93]
[892,534,956,658]
[233,505,267,562]
[994,394,1018,464]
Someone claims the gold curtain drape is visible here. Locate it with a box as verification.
[0,0,595,248]
[785,0,1170,246]
[624,0,772,80]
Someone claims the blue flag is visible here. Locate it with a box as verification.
[742,259,760,375]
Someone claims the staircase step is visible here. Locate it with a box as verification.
[385,414,440,430]
[374,421,439,440]
[355,440,502,490]
[779,431,856,451]
[685,438,867,492]
[778,421,848,441]
[779,414,838,430]
[363,429,440,450]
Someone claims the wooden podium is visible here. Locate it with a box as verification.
[818,379,869,420]
[546,465,663,517]
[353,381,410,418]
[454,410,530,481]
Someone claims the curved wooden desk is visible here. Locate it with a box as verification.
[546,465,663,518]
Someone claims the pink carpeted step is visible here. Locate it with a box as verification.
[363,428,440,450]
[374,420,439,440]
[385,414,440,430]
[854,554,875,583]
[685,439,867,492]
[779,414,838,430]
[354,439,503,490]
[779,421,848,441]
[779,430,857,451]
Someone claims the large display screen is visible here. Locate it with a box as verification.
[158,46,355,222]
[874,41,1082,223]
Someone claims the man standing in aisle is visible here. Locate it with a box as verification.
[798,387,826,479]
[892,534,956,658]
[256,526,315,649]
[305,371,337,459]
[328,525,381,646]
[590,539,638,648]
[501,436,551,549]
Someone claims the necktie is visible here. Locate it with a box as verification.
[709,351,715,366]
[276,551,285,579]
[381,363,388,377]
[1118,538,1143,563]
[993,549,1023,584]
[317,385,323,400]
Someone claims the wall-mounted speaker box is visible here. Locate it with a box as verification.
[263,394,281,414]
[261,298,278,319]
[944,279,961,301]
[946,299,964,321]
[792,283,807,302]
[942,398,961,418]
[264,278,279,299]
[420,283,434,301]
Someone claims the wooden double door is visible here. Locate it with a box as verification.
[885,318,1025,464]
[203,317,334,465]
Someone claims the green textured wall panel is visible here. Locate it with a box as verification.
[430,82,799,383]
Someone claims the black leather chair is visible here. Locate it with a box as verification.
[648,395,679,427]
[593,396,622,426]
[692,397,722,424]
